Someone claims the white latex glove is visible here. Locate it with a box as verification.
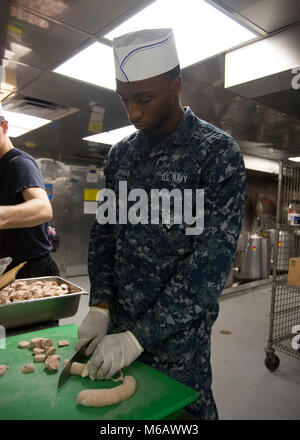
[82,331,143,380]
[74,307,109,356]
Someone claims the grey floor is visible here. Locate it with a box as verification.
[61,277,300,420]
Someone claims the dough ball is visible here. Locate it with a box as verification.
[0,365,8,376]
[40,338,53,349]
[18,341,31,349]
[11,281,27,290]
[34,354,46,363]
[31,281,44,286]
[45,356,60,371]
[33,348,45,355]
[22,290,32,300]
[43,281,57,287]
[16,289,27,299]
[43,290,55,297]
[32,291,43,299]
[58,340,69,347]
[46,347,56,357]
[59,284,69,294]
[30,337,44,348]
[22,363,35,374]
[9,292,21,301]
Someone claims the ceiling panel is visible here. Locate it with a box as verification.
[181,57,300,160]
[3,0,155,75]
[254,89,300,124]
[227,69,300,122]
[0,0,300,167]
[224,23,300,123]
[9,54,300,166]
[4,68,129,165]
[4,3,90,70]
[210,0,300,33]
[11,109,113,166]
[0,58,43,101]
[13,0,154,35]
[8,69,120,111]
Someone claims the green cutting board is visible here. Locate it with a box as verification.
[0,324,197,420]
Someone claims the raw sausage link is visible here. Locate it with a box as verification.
[76,376,137,407]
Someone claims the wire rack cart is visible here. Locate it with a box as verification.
[265,160,300,371]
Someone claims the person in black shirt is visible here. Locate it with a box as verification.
[0,110,59,278]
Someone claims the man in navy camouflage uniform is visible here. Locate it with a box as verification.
[75,29,247,420]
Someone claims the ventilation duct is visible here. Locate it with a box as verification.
[3,95,79,120]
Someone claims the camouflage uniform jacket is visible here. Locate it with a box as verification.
[88,106,247,417]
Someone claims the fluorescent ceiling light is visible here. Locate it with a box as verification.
[225,25,300,87]
[3,110,51,138]
[104,0,257,69]
[83,125,136,145]
[7,126,29,137]
[243,155,279,174]
[53,42,116,90]
[288,157,300,162]
[53,0,256,90]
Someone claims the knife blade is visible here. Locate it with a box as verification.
[57,342,89,389]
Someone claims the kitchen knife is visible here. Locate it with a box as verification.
[57,342,89,389]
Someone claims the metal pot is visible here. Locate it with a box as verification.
[234,232,271,280]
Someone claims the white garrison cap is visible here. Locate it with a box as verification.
[112,28,179,82]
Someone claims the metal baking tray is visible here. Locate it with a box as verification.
[0,276,85,330]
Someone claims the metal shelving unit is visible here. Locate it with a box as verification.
[265,161,300,371]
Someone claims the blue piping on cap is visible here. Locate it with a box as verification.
[120,35,171,82]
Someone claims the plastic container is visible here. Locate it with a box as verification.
[288,200,300,225]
